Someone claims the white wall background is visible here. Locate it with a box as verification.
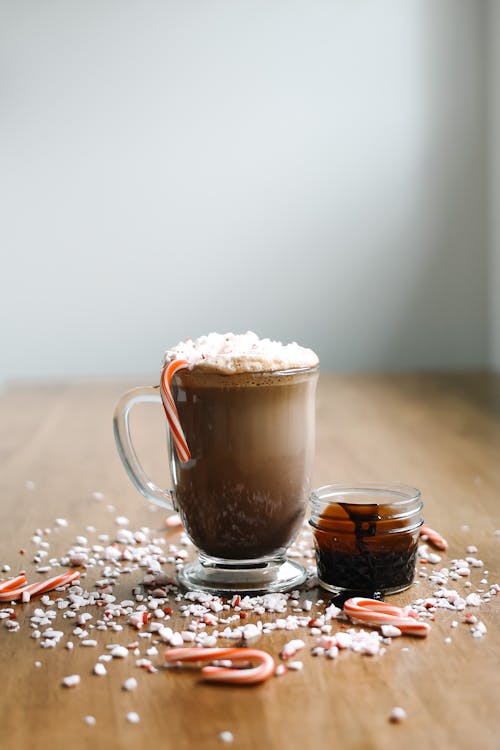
[0,1,491,380]
[490,1,500,370]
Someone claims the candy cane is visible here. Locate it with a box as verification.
[164,647,275,685]
[0,573,27,593]
[420,524,448,551]
[0,570,80,602]
[343,597,431,637]
[160,360,191,463]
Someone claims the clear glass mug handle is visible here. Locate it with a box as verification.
[113,386,174,510]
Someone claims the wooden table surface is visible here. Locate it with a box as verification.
[1,374,499,750]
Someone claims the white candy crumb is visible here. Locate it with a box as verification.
[427,553,442,564]
[115,516,130,527]
[84,716,96,726]
[324,604,341,620]
[219,731,234,743]
[55,518,68,528]
[280,639,305,659]
[126,712,140,724]
[335,632,352,649]
[111,645,129,658]
[165,514,182,528]
[93,663,107,676]
[389,707,407,723]
[62,674,80,688]
[381,625,402,638]
[471,621,487,638]
[123,677,138,691]
[34,661,42,668]
[465,593,481,607]
[287,660,303,671]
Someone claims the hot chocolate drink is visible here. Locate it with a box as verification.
[114,331,319,593]
[170,366,318,560]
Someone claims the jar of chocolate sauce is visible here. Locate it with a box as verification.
[309,483,423,598]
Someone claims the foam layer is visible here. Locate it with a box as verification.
[162,332,319,374]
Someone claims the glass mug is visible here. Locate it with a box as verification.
[113,365,319,593]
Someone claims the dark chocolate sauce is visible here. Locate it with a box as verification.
[313,502,419,597]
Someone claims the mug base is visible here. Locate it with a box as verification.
[177,554,307,595]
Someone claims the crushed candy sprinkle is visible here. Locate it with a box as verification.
[0,511,497,729]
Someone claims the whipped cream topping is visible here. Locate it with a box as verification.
[162,332,319,374]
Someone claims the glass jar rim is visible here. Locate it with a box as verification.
[310,482,421,509]
[309,482,423,531]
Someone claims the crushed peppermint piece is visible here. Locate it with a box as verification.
[84,716,96,726]
[93,663,107,676]
[427,553,442,564]
[55,518,68,528]
[62,674,80,688]
[324,604,341,620]
[123,677,138,691]
[381,625,402,638]
[219,731,234,743]
[111,645,129,658]
[389,707,407,723]
[280,639,305,660]
[471,621,487,638]
[126,712,140,724]
[465,593,481,607]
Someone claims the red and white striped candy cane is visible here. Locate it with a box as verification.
[164,647,275,685]
[343,597,431,637]
[420,524,448,551]
[160,360,191,463]
[0,573,27,593]
[0,569,80,602]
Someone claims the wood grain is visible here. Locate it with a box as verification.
[0,374,499,750]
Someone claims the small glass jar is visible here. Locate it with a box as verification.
[309,483,423,597]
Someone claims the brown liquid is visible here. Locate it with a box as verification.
[171,367,318,560]
[312,502,420,598]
